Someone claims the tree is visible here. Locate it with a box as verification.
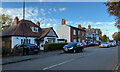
[0,14,13,31]
[102,35,107,42]
[97,29,102,36]
[112,32,120,42]
[104,1,120,20]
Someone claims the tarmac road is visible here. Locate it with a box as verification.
[2,46,118,70]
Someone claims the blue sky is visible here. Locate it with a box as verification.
[1,2,118,39]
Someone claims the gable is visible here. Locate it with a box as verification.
[47,29,57,37]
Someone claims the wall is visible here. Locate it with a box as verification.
[2,36,11,52]
[12,36,36,49]
[56,25,71,42]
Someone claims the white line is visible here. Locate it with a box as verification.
[42,59,75,70]
[42,51,96,70]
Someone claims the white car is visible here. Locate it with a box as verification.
[109,40,116,47]
[99,42,110,48]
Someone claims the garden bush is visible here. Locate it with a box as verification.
[44,43,68,52]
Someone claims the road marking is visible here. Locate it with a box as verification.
[112,64,119,72]
[42,59,75,70]
[43,52,96,70]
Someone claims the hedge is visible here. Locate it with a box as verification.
[44,43,68,52]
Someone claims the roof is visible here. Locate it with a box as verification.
[2,19,42,37]
[36,27,58,40]
[66,25,86,32]
[2,19,57,40]
[85,28,98,34]
[36,27,51,40]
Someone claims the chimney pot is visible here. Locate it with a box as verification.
[14,16,19,24]
[36,21,40,27]
[78,25,81,29]
[62,19,65,25]
[88,25,91,29]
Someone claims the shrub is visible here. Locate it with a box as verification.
[44,43,68,52]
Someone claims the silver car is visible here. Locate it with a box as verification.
[99,42,110,48]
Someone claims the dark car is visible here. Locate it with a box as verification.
[117,41,120,45]
[82,42,87,47]
[16,44,40,55]
[63,42,84,53]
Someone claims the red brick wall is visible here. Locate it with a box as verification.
[70,27,84,43]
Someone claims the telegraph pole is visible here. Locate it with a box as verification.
[22,0,25,56]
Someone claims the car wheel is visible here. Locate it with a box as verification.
[73,49,76,53]
[81,48,84,52]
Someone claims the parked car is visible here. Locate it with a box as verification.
[99,42,110,48]
[109,40,116,47]
[87,42,93,46]
[63,42,84,53]
[16,44,40,55]
[82,42,87,47]
[117,41,120,45]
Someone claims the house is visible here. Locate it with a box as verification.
[85,25,101,44]
[2,17,58,52]
[56,19,86,43]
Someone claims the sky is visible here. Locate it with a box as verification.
[1,2,118,39]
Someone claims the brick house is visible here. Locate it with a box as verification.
[1,17,58,52]
[56,19,86,43]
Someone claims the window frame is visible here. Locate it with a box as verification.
[73,29,76,35]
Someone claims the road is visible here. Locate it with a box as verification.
[3,46,118,70]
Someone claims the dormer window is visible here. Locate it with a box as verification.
[31,27,38,32]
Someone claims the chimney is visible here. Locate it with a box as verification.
[88,25,91,29]
[36,21,40,27]
[62,19,65,25]
[78,25,81,29]
[14,16,19,24]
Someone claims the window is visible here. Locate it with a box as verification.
[21,39,31,44]
[73,29,76,35]
[31,27,38,32]
[29,39,31,44]
[82,32,84,36]
[78,30,80,35]
[21,39,23,44]
[78,38,80,42]
[73,38,76,42]
[48,38,56,43]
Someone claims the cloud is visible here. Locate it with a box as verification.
[47,23,51,26]
[53,24,56,26]
[41,23,45,27]
[66,21,72,24]
[59,8,66,11]
[95,22,116,25]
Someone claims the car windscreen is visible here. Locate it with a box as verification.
[109,41,113,42]
[66,42,77,47]
[102,43,108,44]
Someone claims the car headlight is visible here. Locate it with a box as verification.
[69,47,73,49]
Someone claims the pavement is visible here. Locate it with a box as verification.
[2,46,118,71]
[2,50,64,65]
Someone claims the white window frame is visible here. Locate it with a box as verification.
[78,30,80,35]
[82,32,84,36]
[73,29,76,35]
